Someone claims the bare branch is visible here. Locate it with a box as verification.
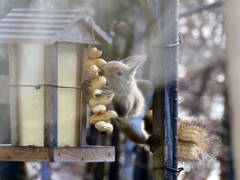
[179,1,223,18]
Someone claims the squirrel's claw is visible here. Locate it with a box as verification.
[147,135,161,153]
[81,80,91,92]
[102,84,112,91]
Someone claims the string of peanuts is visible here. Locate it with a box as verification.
[84,47,118,133]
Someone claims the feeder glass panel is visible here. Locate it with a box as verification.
[58,43,80,147]
[18,44,44,146]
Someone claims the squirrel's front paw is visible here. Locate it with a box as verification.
[81,80,91,92]
[147,135,161,153]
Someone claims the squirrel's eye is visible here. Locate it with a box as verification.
[116,70,123,76]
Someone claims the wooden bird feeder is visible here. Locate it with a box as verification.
[0,9,115,162]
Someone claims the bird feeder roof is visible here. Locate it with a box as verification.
[0,9,112,45]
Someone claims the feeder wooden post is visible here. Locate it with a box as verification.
[138,0,179,179]
[8,44,19,146]
[44,44,58,148]
[77,44,88,147]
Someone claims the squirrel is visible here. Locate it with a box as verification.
[81,55,220,168]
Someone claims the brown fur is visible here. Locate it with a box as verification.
[143,112,221,167]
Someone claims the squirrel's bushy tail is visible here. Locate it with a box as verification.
[178,117,221,168]
[143,112,221,167]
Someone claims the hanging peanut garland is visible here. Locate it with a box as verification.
[84,47,118,133]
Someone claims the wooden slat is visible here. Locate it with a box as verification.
[77,44,88,147]
[0,34,53,38]
[1,18,71,24]
[0,29,58,34]
[7,13,75,19]
[49,11,83,45]
[0,23,64,30]
[58,20,102,45]
[0,9,112,45]
[12,9,80,14]
[0,36,52,44]
[75,44,82,147]
[80,15,112,45]
[0,146,115,162]
[58,38,102,45]
[0,147,50,162]
[53,146,115,162]
[0,31,57,38]
[43,44,58,147]
[8,44,19,146]
[0,33,56,40]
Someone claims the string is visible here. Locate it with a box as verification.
[89,17,95,47]
[9,84,82,90]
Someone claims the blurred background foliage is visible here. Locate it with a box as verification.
[0,0,231,179]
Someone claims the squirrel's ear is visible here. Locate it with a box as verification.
[120,55,147,68]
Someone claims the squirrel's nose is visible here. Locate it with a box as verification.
[99,69,105,76]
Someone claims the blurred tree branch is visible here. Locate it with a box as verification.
[180,1,223,18]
